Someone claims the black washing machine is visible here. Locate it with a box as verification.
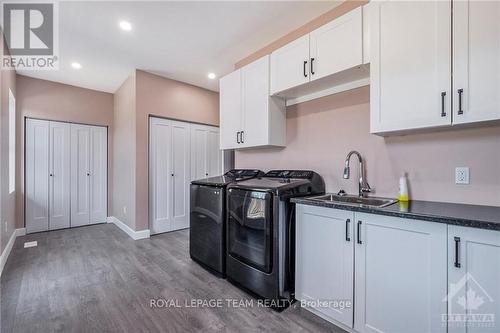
[190,169,263,277]
[226,170,325,307]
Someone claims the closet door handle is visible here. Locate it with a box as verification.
[310,58,315,75]
[345,219,351,242]
[357,221,362,244]
[457,89,464,115]
[303,60,308,78]
[454,237,461,268]
[441,92,447,117]
[205,173,209,177]
[241,131,244,143]
[86,172,90,176]
[49,173,53,177]
[171,173,174,177]
[236,131,241,144]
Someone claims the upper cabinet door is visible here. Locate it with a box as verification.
[270,34,310,94]
[219,70,242,150]
[453,0,500,125]
[241,55,270,148]
[49,121,71,230]
[90,126,107,224]
[310,7,363,82]
[26,119,50,234]
[370,0,452,134]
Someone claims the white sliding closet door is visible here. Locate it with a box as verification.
[49,121,70,230]
[206,129,221,177]
[149,117,173,234]
[90,126,108,224]
[191,125,208,180]
[71,124,91,227]
[26,119,50,233]
[171,120,191,231]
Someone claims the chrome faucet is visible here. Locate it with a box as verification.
[343,151,372,197]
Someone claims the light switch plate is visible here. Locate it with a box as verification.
[455,167,470,185]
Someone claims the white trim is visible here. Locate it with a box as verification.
[16,228,26,236]
[0,228,25,276]
[107,216,150,240]
[285,78,370,106]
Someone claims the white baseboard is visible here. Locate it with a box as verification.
[0,228,25,276]
[107,216,150,240]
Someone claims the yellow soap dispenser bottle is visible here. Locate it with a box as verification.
[398,172,409,202]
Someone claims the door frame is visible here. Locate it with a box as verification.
[23,116,109,231]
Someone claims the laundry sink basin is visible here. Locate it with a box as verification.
[309,193,398,208]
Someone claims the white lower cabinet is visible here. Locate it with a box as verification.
[447,225,500,333]
[354,212,448,333]
[296,205,456,332]
[295,205,355,328]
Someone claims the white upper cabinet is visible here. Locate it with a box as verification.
[219,55,286,150]
[219,70,242,150]
[270,35,310,95]
[370,0,452,134]
[453,0,500,125]
[309,7,363,82]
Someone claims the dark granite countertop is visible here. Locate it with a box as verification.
[291,196,500,231]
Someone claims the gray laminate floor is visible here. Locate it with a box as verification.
[1,224,346,333]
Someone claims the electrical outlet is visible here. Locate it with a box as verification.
[455,167,470,185]
[123,206,127,215]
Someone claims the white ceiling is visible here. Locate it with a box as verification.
[16,1,340,93]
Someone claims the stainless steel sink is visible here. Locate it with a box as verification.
[309,193,398,208]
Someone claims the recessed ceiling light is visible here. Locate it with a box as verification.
[208,72,216,80]
[71,62,82,69]
[119,20,132,31]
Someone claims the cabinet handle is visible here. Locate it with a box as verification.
[49,173,53,177]
[357,221,362,244]
[236,131,240,144]
[345,219,351,242]
[171,173,174,177]
[441,92,447,117]
[454,237,461,268]
[87,172,90,176]
[205,173,208,176]
[303,60,308,78]
[241,131,244,143]
[457,89,464,115]
[310,58,315,75]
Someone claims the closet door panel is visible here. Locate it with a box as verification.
[90,126,107,224]
[171,121,190,231]
[149,117,173,234]
[71,124,91,227]
[191,125,208,180]
[49,121,70,230]
[26,119,50,233]
[207,128,221,177]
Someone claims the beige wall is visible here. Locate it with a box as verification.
[15,75,114,229]
[112,74,136,230]
[1,35,17,254]
[134,70,219,230]
[235,87,500,206]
